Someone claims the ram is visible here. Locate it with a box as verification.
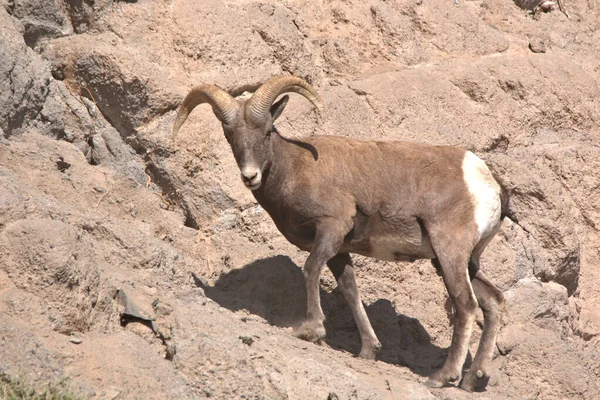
[172,75,508,391]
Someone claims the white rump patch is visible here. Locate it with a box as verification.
[462,151,502,240]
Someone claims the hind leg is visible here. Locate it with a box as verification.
[460,237,505,391]
[459,270,504,391]
[425,230,479,388]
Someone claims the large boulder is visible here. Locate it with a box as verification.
[7,0,73,47]
[0,7,50,136]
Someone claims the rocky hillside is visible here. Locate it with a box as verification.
[1,0,600,398]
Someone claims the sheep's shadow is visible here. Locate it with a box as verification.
[198,255,451,378]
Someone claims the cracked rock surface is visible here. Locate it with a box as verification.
[1,0,600,398]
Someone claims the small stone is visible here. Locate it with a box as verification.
[94,186,107,193]
[69,337,82,344]
[55,157,71,172]
[239,335,254,346]
[103,388,121,400]
[497,324,524,355]
[539,1,554,11]
[529,39,546,53]
[165,343,176,360]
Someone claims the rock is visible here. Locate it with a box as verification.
[0,7,51,136]
[116,289,157,330]
[8,0,73,48]
[513,0,543,10]
[42,37,180,139]
[529,39,546,53]
[238,335,255,346]
[0,323,65,384]
[497,323,527,355]
[37,80,95,142]
[62,0,113,34]
[539,1,555,12]
[489,151,583,295]
[246,2,321,84]
[503,278,570,332]
[575,307,600,341]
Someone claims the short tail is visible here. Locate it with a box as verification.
[496,176,512,220]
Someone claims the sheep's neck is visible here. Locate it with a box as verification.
[250,131,299,212]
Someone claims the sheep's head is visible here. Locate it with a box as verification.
[172,75,323,190]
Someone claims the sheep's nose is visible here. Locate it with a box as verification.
[241,170,258,182]
[240,167,262,190]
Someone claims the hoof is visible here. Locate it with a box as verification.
[460,369,488,392]
[358,341,381,360]
[426,368,461,389]
[459,377,476,392]
[293,321,326,343]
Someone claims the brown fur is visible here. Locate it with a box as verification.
[253,133,475,260]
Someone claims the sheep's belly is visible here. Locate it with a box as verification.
[368,234,435,262]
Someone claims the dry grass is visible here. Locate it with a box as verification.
[0,375,84,400]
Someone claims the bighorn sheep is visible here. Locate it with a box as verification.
[172,75,507,391]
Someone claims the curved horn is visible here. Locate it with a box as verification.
[246,75,324,125]
[171,84,239,140]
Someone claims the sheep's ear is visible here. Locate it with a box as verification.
[270,95,289,121]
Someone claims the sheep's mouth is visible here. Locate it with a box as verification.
[245,181,262,190]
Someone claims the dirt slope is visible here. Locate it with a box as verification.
[1,0,600,399]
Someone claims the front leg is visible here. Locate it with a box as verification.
[327,253,381,359]
[295,218,350,343]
